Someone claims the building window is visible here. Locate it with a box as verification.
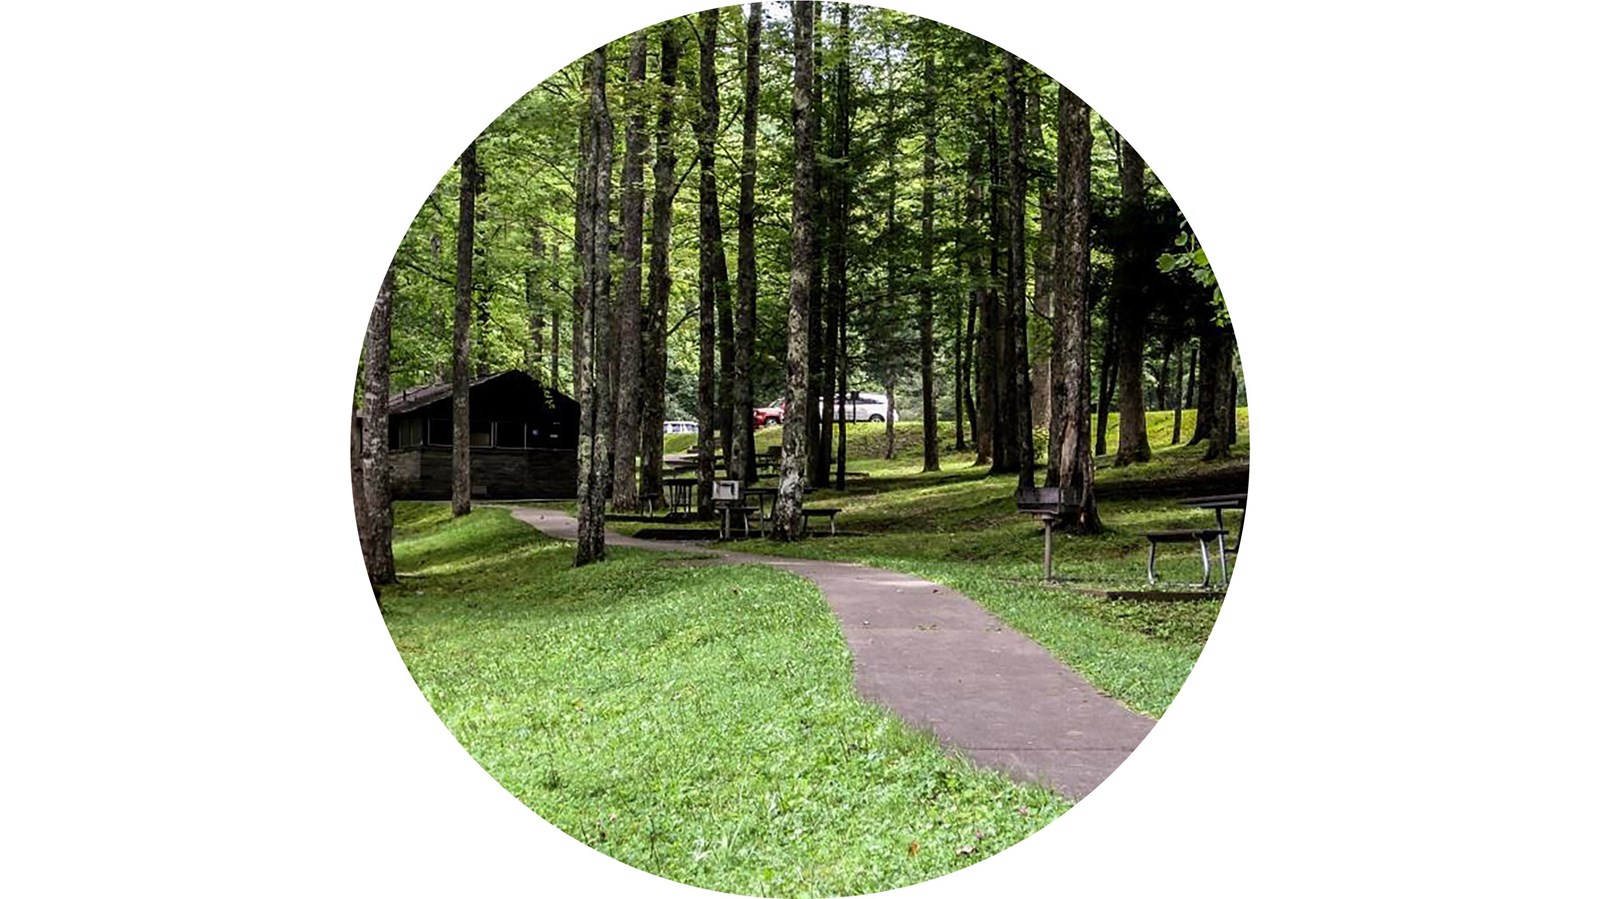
[428,419,451,446]
[470,421,492,448]
[393,419,424,448]
[494,421,526,449]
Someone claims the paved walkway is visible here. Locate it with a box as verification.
[509,508,1155,801]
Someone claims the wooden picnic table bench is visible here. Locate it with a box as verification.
[799,506,842,535]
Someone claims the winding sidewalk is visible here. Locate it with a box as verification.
[510,507,1155,801]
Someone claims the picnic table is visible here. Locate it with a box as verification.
[1143,492,1246,588]
[662,476,698,517]
[1177,493,1246,549]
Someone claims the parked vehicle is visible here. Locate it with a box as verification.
[753,398,785,428]
[663,420,699,435]
[824,390,895,423]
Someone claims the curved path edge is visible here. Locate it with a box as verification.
[509,507,1155,801]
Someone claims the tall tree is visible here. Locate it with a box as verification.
[451,139,478,517]
[695,7,732,515]
[731,3,762,484]
[611,32,649,512]
[1112,134,1153,465]
[918,43,940,474]
[1004,52,1034,488]
[1053,86,1101,532]
[1170,335,1186,444]
[357,263,399,591]
[824,3,854,490]
[772,0,815,541]
[641,22,681,506]
[574,46,615,566]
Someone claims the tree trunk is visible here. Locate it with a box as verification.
[359,262,399,588]
[641,22,681,505]
[1190,324,1218,445]
[349,401,373,598]
[1005,53,1034,489]
[1054,86,1101,532]
[1204,325,1236,461]
[1112,135,1152,465]
[1171,336,1186,445]
[919,44,940,473]
[884,378,897,459]
[964,132,992,466]
[731,2,762,483]
[772,0,814,540]
[696,7,731,514]
[574,47,615,566]
[527,228,546,381]
[1094,303,1115,457]
[611,32,648,512]
[451,139,477,516]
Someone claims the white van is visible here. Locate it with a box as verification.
[824,391,896,423]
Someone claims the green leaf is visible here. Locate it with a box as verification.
[1192,248,1208,267]
[1174,232,1190,247]
[1156,253,1178,273]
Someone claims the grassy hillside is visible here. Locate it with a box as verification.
[383,504,1067,896]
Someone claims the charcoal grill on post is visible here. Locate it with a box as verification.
[1016,486,1081,580]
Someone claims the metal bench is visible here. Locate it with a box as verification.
[1143,528,1228,588]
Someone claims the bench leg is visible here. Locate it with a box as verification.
[1147,541,1159,585]
[830,515,837,536]
[1197,537,1212,589]
[1215,533,1229,586]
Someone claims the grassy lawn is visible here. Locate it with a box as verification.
[632,409,1247,716]
[383,503,1068,897]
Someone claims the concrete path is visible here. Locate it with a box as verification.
[509,507,1155,801]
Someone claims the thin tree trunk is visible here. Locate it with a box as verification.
[732,3,762,483]
[695,7,730,514]
[1112,135,1152,465]
[964,133,992,465]
[1005,53,1034,488]
[884,378,897,459]
[772,0,814,540]
[641,22,681,504]
[919,43,939,473]
[611,32,649,512]
[575,46,615,566]
[1054,86,1101,532]
[1190,323,1218,445]
[451,140,477,516]
[953,294,967,452]
[1171,335,1186,445]
[527,228,546,381]
[1095,302,1115,456]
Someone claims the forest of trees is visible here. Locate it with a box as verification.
[353,2,1243,581]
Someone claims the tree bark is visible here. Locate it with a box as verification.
[919,43,940,473]
[451,139,478,516]
[1053,86,1101,532]
[1204,325,1236,461]
[359,262,399,587]
[611,32,649,512]
[574,46,615,566]
[641,22,681,505]
[349,401,372,598]
[1112,135,1153,465]
[731,3,762,483]
[772,0,814,541]
[695,7,731,515]
[1094,302,1115,457]
[527,228,546,381]
[1190,323,1218,445]
[1171,335,1186,445]
[1005,53,1034,488]
[884,378,897,459]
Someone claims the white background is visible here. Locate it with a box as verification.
[4,1,1597,895]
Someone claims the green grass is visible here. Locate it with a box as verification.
[630,409,1248,716]
[384,504,1068,897]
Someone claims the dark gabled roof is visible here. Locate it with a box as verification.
[381,370,571,417]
